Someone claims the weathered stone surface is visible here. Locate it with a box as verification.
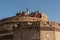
[0,11,60,40]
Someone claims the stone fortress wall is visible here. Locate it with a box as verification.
[0,11,60,40]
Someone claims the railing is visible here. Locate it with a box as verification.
[0,32,13,40]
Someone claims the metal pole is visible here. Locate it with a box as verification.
[54,27,56,40]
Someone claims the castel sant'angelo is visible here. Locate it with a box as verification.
[0,10,60,40]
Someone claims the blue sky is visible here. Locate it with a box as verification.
[0,0,60,23]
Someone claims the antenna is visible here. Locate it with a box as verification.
[26,7,28,12]
[26,7,29,14]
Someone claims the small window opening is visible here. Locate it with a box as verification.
[40,14,42,18]
[47,22,49,24]
[15,18,19,20]
[59,24,60,26]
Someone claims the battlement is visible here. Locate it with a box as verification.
[0,11,48,24]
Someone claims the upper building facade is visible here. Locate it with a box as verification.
[0,11,60,40]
